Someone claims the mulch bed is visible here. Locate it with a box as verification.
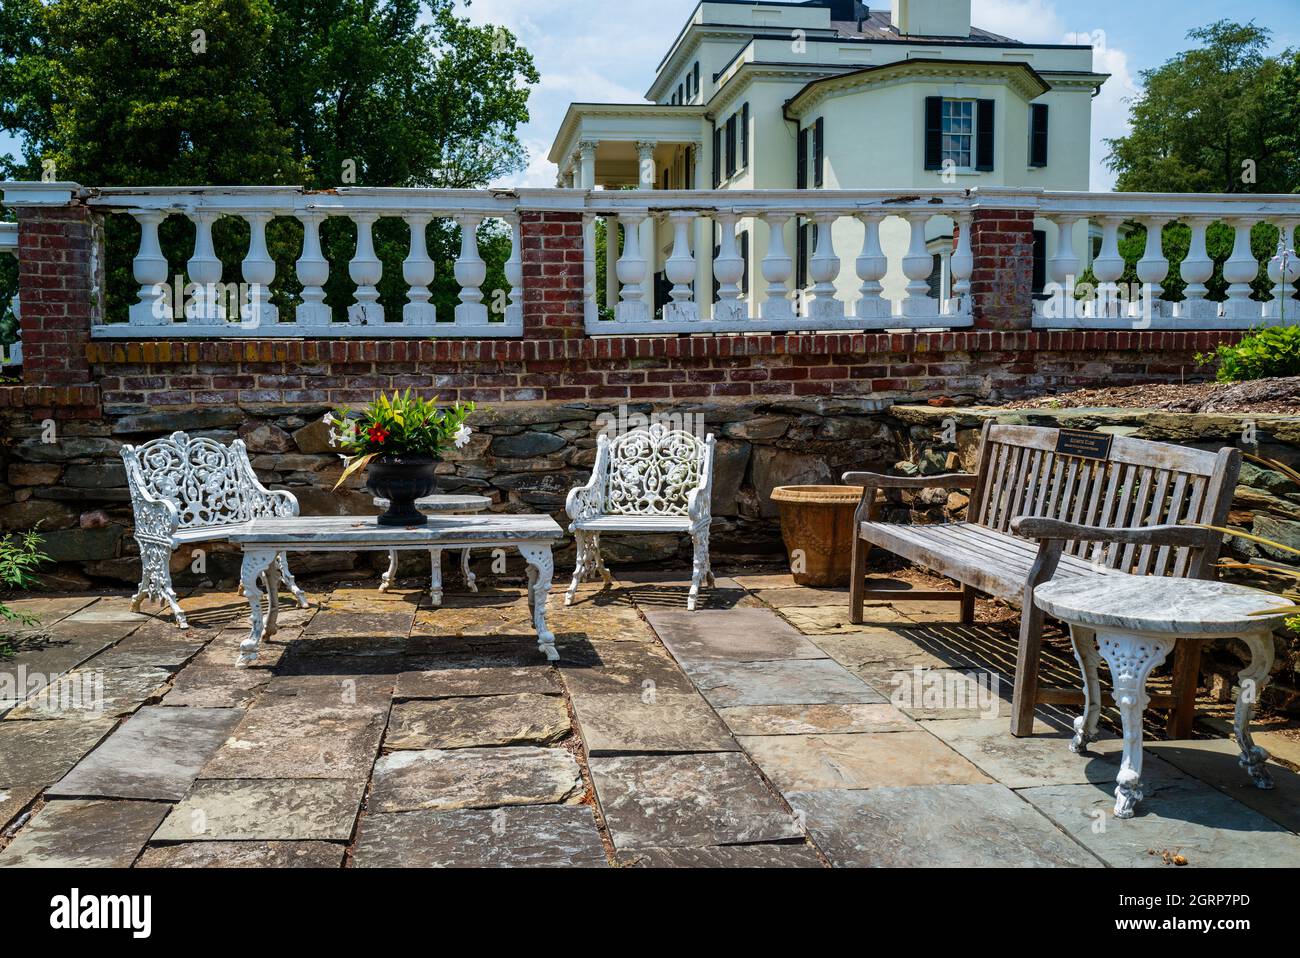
[1004,377,1300,416]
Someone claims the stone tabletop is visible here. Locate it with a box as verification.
[225,515,563,546]
[372,494,492,513]
[1034,574,1296,635]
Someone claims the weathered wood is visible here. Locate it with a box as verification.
[842,471,978,491]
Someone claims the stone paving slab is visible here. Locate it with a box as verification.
[646,607,826,666]
[303,609,415,638]
[559,645,699,697]
[4,665,173,722]
[255,674,394,710]
[779,604,916,633]
[137,840,346,869]
[1019,778,1300,868]
[85,628,205,670]
[200,700,387,780]
[1143,738,1300,835]
[285,633,409,657]
[394,663,559,699]
[810,627,979,672]
[570,689,738,755]
[740,731,994,793]
[1200,716,1300,769]
[874,669,1014,721]
[683,659,886,708]
[0,717,117,787]
[154,778,366,841]
[63,602,152,627]
[618,843,825,868]
[0,631,121,696]
[0,784,41,831]
[2,595,98,623]
[752,588,852,608]
[718,703,917,736]
[788,785,1103,868]
[50,706,244,800]
[0,799,169,868]
[385,694,570,750]
[370,747,584,813]
[588,753,802,850]
[163,664,272,708]
[353,805,607,868]
[190,629,288,668]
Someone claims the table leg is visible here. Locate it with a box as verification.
[380,550,398,593]
[1068,625,1102,754]
[429,547,443,606]
[461,548,477,593]
[519,543,558,662]
[1096,630,1175,819]
[1235,631,1276,790]
[237,548,278,667]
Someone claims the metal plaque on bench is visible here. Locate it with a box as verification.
[1055,429,1114,461]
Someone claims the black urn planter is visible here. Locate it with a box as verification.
[366,454,438,527]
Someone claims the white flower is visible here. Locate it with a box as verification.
[323,412,335,425]
[453,425,473,449]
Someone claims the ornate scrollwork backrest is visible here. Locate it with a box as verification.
[121,431,268,531]
[603,423,710,517]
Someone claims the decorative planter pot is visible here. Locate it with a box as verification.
[366,454,438,527]
[770,485,863,587]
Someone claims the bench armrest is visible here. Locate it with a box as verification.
[1011,517,1220,550]
[841,471,977,491]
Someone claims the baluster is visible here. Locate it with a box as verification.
[348,212,383,326]
[186,210,225,324]
[759,212,794,322]
[615,211,650,324]
[1177,217,1216,323]
[664,211,698,323]
[402,214,436,326]
[1265,220,1299,323]
[807,212,843,323]
[1135,216,1170,323]
[130,210,172,325]
[295,212,331,326]
[899,212,936,320]
[1090,215,1125,320]
[454,214,488,326]
[240,212,277,328]
[854,212,888,322]
[504,214,524,328]
[950,212,974,319]
[712,211,745,323]
[1223,218,1262,324]
[1048,215,1081,292]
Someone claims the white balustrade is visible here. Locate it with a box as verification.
[759,212,795,323]
[899,212,938,321]
[614,210,650,326]
[402,214,436,326]
[807,212,843,323]
[241,212,277,327]
[295,211,331,326]
[1089,216,1125,322]
[186,211,225,324]
[663,211,698,323]
[1177,217,1217,323]
[1222,218,1262,325]
[854,212,888,321]
[347,212,383,326]
[453,214,489,327]
[1134,217,1169,322]
[130,210,171,325]
[712,211,746,323]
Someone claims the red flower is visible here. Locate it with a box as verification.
[367,424,390,444]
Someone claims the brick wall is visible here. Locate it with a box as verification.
[970,208,1035,329]
[16,205,100,386]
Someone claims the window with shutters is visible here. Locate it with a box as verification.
[693,62,701,100]
[1029,102,1049,168]
[942,100,975,170]
[712,126,722,188]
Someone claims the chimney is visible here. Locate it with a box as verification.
[890,0,972,38]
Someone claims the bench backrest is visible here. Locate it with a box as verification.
[121,431,262,531]
[971,423,1240,578]
[600,424,714,517]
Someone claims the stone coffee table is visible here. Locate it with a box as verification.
[374,494,492,604]
[1034,574,1295,819]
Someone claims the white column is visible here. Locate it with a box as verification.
[1090,215,1125,320]
[663,211,698,324]
[578,141,598,190]
[636,141,657,308]
[454,214,488,326]
[1134,217,1170,323]
[130,210,172,325]
[950,212,974,319]
[712,211,745,323]
[295,211,331,326]
[402,214,436,326]
[1223,218,1262,324]
[1177,217,1217,323]
[807,212,843,323]
[615,210,650,325]
[186,211,225,324]
[855,212,889,322]
[759,212,795,323]
[240,212,277,328]
[347,212,383,326]
[505,214,524,328]
[899,212,936,320]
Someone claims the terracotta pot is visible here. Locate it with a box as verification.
[770,485,863,587]
[366,454,438,527]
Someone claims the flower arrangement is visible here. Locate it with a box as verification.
[329,391,476,490]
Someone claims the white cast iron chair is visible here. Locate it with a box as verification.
[565,423,716,610]
[121,431,309,628]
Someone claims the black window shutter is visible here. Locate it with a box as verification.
[694,62,701,97]
[924,96,943,170]
[726,114,737,177]
[1029,103,1049,168]
[1032,229,1048,296]
[813,117,825,187]
[741,102,750,169]
[796,223,808,292]
[797,127,809,189]
[685,146,694,189]
[739,230,750,296]
[976,99,995,172]
[712,126,721,188]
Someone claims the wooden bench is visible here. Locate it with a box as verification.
[845,422,1241,738]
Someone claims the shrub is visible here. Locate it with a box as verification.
[1201,325,1300,382]
[0,529,49,657]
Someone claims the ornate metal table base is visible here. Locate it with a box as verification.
[380,547,477,604]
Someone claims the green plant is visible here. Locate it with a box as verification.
[1197,325,1300,382]
[0,528,48,656]
[330,391,475,488]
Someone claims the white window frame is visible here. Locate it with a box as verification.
[941,99,976,173]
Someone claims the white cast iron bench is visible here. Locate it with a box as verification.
[565,423,716,610]
[121,431,310,628]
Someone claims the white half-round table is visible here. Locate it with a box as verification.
[374,494,493,605]
[1034,574,1295,819]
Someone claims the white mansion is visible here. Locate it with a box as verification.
[548,0,1107,316]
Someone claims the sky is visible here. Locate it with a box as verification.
[3,0,1299,190]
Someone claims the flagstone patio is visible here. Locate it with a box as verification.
[2,569,1300,868]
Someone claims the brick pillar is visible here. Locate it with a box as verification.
[969,208,1035,329]
[15,196,101,385]
[520,210,585,340]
